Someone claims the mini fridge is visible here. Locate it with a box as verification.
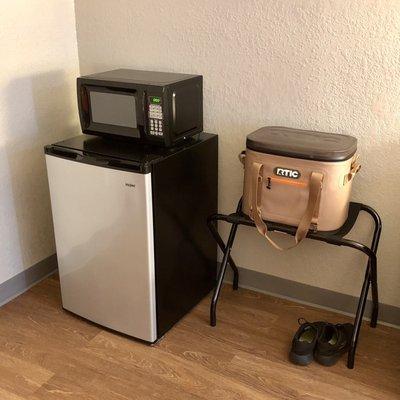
[45,133,217,342]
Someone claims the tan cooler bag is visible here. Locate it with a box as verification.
[241,126,360,250]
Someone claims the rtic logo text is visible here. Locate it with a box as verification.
[273,167,301,179]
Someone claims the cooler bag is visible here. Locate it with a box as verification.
[241,126,360,250]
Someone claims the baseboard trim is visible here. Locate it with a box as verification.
[225,266,400,328]
[0,254,58,307]
[1,256,397,327]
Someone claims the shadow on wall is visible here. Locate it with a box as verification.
[2,70,79,281]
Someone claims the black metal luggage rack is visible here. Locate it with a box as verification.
[207,198,381,369]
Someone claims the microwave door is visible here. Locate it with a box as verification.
[90,91,137,128]
[84,86,143,139]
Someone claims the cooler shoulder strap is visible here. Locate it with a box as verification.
[250,162,323,251]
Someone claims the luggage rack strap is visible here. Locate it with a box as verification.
[209,201,364,240]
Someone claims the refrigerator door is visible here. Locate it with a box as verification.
[46,154,157,342]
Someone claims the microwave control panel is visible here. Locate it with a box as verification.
[148,96,163,137]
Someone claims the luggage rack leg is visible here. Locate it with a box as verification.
[346,205,381,369]
[207,219,239,291]
[347,261,372,369]
[361,204,382,327]
[210,221,239,326]
[208,199,243,326]
[207,199,242,291]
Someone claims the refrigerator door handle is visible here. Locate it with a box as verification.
[45,146,84,160]
[107,159,141,172]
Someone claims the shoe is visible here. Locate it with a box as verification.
[289,318,326,366]
[315,322,353,366]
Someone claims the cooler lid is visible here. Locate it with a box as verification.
[246,126,357,162]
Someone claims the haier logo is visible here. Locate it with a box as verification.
[274,167,301,179]
[125,183,136,188]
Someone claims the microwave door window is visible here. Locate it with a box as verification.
[90,91,137,128]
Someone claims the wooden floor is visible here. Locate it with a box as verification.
[0,275,399,400]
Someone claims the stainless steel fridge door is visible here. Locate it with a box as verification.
[45,155,157,342]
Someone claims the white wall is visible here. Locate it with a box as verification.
[1,1,397,307]
[75,0,400,308]
[0,0,80,284]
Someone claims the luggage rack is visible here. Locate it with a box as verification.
[207,198,381,369]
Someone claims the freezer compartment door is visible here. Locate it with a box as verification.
[46,154,156,342]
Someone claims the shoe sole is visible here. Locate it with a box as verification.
[315,352,340,367]
[289,351,313,366]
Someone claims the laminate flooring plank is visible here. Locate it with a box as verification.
[0,276,398,400]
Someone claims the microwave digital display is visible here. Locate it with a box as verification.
[150,96,161,104]
[90,91,137,128]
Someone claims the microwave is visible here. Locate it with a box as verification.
[77,69,203,147]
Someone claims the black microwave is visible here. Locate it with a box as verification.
[77,69,203,147]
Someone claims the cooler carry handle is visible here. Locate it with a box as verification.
[250,161,323,251]
[238,150,246,166]
[343,155,361,186]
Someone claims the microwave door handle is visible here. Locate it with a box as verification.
[142,91,147,130]
[172,91,176,126]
